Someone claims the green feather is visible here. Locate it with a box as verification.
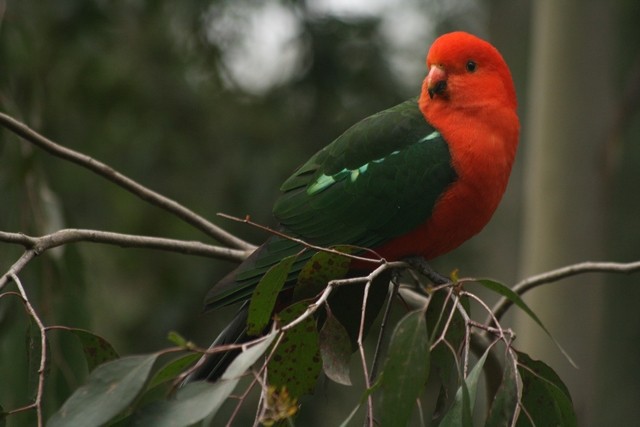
[205,99,457,310]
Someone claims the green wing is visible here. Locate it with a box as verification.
[205,98,456,310]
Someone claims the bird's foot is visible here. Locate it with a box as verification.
[404,256,451,285]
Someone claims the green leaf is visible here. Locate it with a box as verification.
[425,291,468,420]
[476,279,576,367]
[268,302,321,397]
[135,332,277,426]
[439,344,492,427]
[135,381,236,427]
[516,351,576,427]
[48,353,160,427]
[247,255,298,336]
[167,331,189,348]
[486,357,521,427]
[222,330,278,380]
[147,353,201,390]
[64,327,119,372]
[319,308,352,385]
[380,309,430,427]
[293,247,351,300]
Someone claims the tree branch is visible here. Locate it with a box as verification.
[0,251,36,291]
[218,212,386,265]
[491,260,640,324]
[0,229,251,290]
[0,229,250,260]
[5,274,48,427]
[0,112,255,251]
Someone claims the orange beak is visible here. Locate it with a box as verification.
[427,65,447,99]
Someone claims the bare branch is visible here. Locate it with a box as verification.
[0,251,36,291]
[491,260,640,323]
[0,229,251,291]
[6,274,47,427]
[358,275,375,427]
[279,261,405,334]
[0,229,250,261]
[218,212,386,265]
[369,279,398,383]
[0,112,255,251]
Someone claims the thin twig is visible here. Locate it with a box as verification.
[226,364,272,427]
[0,112,254,251]
[279,262,404,334]
[460,289,512,401]
[225,369,263,427]
[250,332,289,427]
[368,279,397,383]
[461,289,510,346]
[359,276,375,427]
[0,251,36,291]
[453,295,472,379]
[218,212,387,266]
[491,260,640,323]
[6,274,47,427]
[428,287,456,349]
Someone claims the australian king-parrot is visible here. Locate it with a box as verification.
[188,31,520,382]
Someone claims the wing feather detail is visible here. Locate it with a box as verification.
[205,98,457,310]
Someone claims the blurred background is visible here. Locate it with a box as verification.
[0,0,639,425]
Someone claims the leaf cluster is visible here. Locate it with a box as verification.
[10,252,577,427]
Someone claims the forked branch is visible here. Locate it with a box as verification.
[0,229,251,290]
[0,112,255,251]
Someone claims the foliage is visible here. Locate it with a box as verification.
[2,223,582,425]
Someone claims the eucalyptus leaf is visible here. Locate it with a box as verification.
[294,247,351,301]
[268,302,321,397]
[516,351,576,427]
[380,309,430,427]
[247,255,297,336]
[486,357,521,426]
[477,279,576,367]
[65,327,119,372]
[439,344,492,427]
[319,309,352,385]
[134,332,277,426]
[134,381,236,427]
[147,353,201,390]
[48,354,160,427]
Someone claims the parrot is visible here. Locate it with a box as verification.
[188,31,520,382]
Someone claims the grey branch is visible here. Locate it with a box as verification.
[490,260,640,324]
[7,273,47,426]
[0,229,251,260]
[0,112,255,251]
[0,229,252,290]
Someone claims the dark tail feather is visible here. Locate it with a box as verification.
[183,302,249,383]
[185,265,391,384]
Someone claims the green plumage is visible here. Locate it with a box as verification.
[205,98,457,311]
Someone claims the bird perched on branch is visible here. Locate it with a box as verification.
[189,31,519,383]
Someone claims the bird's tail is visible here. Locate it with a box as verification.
[184,266,392,384]
[182,301,249,383]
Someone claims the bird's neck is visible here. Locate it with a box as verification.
[420,95,520,203]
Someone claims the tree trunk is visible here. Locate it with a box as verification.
[515,0,612,424]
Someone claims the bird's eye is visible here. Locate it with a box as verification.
[466,60,477,73]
